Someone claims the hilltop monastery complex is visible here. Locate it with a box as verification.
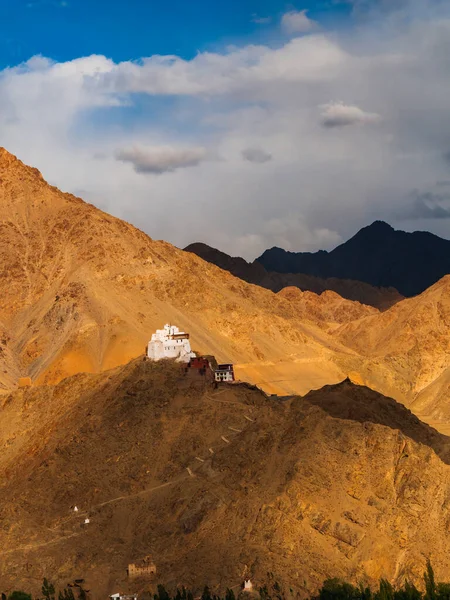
[147,324,196,363]
[147,324,235,382]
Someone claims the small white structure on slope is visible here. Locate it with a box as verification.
[147,324,196,363]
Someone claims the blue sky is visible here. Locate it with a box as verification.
[0,0,351,69]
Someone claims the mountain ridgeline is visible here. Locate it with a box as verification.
[184,242,403,310]
[257,221,450,297]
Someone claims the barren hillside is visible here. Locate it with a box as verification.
[0,148,363,395]
[4,148,450,427]
[334,276,450,415]
[2,359,450,599]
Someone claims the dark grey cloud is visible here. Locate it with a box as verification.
[115,146,206,175]
[401,190,450,219]
[242,148,272,163]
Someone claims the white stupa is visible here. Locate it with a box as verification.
[147,324,196,363]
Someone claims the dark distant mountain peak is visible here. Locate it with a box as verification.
[364,220,394,232]
[184,239,404,310]
[256,222,450,297]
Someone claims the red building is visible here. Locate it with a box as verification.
[189,357,210,370]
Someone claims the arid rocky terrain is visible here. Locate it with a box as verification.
[3,148,450,426]
[0,148,355,394]
[3,149,450,599]
[2,359,450,598]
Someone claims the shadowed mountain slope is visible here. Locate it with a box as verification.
[184,242,402,310]
[2,359,450,598]
[257,221,450,297]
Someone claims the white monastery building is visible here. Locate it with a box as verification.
[147,324,196,363]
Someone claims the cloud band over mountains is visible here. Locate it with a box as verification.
[0,0,450,258]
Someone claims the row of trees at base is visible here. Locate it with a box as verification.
[315,562,450,600]
[2,578,88,600]
[150,564,450,600]
[3,562,450,600]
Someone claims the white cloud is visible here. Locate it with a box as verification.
[242,148,272,163]
[320,102,381,127]
[115,145,207,174]
[251,15,272,24]
[281,9,318,35]
[98,36,347,97]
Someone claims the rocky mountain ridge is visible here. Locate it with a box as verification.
[257,221,450,297]
[184,242,402,310]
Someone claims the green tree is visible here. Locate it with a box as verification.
[358,583,372,600]
[42,579,55,600]
[201,587,212,600]
[319,578,362,600]
[155,585,170,600]
[259,585,272,600]
[424,561,437,600]
[225,589,236,600]
[58,589,75,600]
[179,589,188,600]
[376,579,394,600]
[8,592,32,600]
[437,583,450,600]
[394,581,422,600]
